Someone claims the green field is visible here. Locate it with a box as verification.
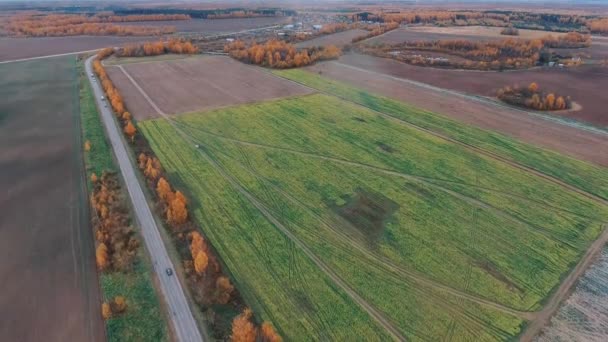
[138,73,608,340]
[78,63,168,342]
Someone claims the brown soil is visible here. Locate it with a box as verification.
[0,36,156,62]
[296,29,369,48]
[0,57,103,341]
[107,55,313,120]
[336,53,608,127]
[306,55,608,167]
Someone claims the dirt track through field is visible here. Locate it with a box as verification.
[108,56,312,120]
[270,67,608,207]
[126,56,608,339]
[123,68,407,340]
[306,57,608,167]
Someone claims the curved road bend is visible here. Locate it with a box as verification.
[85,56,203,342]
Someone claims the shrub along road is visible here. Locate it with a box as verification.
[85,55,203,342]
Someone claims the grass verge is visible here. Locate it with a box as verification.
[78,59,168,342]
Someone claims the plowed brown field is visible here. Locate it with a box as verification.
[107,55,313,119]
[306,56,608,166]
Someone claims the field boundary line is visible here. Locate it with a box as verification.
[520,224,608,341]
[332,61,608,137]
[119,63,406,340]
[0,49,100,64]
[270,67,608,206]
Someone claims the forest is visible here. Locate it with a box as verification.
[224,39,341,68]
[357,32,590,71]
[497,82,572,111]
[1,13,186,36]
[118,39,198,57]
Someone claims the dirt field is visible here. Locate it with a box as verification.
[306,56,608,167]
[296,29,368,48]
[0,56,103,341]
[107,55,313,119]
[122,17,290,33]
[408,26,568,39]
[335,53,608,127]
[366,26,568,45]
[0,36,153,62]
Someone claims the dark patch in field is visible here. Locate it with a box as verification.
[475,260,524,293]
[334,189,398,244]
[376,141,394,153]
[352,117,367,122]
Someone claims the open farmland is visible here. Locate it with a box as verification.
[312,54,608,128]
[0,57,104,341]
[121,17,290,33]
[304,58,608,166]
[138,84,608,340]
[0,36,154,62]
[106,55,312,119]
[295,29,368,48]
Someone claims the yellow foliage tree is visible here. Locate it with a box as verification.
[528,82,539,93]
[91,172,98,183]
[113,296,127,313]
[167,195,188,225]
[156,177,174,204]
[101,302,112,319]
[231,308,257,342]
[96,243,109,270]
[216,276,234,304]
[194,251,209,275]
[84,140,91,151]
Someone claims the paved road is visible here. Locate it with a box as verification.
[85,56,203,342]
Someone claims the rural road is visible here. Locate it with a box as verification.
[85,56,203,342]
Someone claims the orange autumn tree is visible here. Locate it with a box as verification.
[101,302,112,319]
[124,120,137,141]
[261,322,282,342]
[216,276,234,304]
[96,243,109,270]
[156,177,174,203]
[167,193,188,225]
[231,308,257,342]
[194,251,209,274]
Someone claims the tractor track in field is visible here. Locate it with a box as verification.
[196,137,538,321]
[176,123,584,251]
[122,61,608,340]
[120,66,406,340]
[269,70,608,207]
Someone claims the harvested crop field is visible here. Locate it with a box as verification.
[304,59,608,166]
[296,29,368,48]
[122,17,290,33]
[0,57,103,341]
[366,26,567,45]
[0,36,154,62]
[106,55,312,119]
[332,54,608,127]
[140,88,608,340]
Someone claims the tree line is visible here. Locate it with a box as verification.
[351,22,400,43]
[93,48,281,339]
[231,308,282,342]
[224,39,341,68]
[586,18,608,34]
[497,82,571,111]
[357,33,590,71]
[3,13,183,37]
[118,39,198,57]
